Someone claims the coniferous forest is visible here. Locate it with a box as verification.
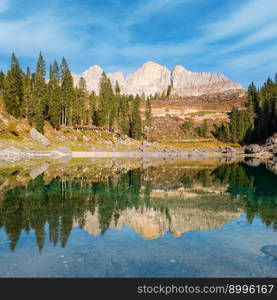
[0,53,142,139]
[0,53,276,145]
[215,76,277,144]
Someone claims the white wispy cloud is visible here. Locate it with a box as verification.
[201,0,277,43]
[123,0,195,26]
[0,0,275,87]
[0,12,83,58]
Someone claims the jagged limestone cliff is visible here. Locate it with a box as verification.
[72,61,243,97]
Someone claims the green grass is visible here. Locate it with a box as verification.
[161,139,240,150]
[185,110,222,117]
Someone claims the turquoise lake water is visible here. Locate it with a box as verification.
[0,158,276,277]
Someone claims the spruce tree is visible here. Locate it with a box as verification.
[216,75,277,144]
[89,91,98,125]
[109,80,120,131]
[118,95,130,135]
[33,52,47,132]
[60,58,74,126]
[197,120,209,138]
[48,60,61,129]
[98,72,113,129]
[72,77,87,125]
[145,97,152,127]
[130,95,142,140]
[60,57,69,78]
[22,67,32,119]
[3,53,23,118]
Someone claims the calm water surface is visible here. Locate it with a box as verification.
[0,157,276,277]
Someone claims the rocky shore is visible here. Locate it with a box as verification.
[0,130,276,161]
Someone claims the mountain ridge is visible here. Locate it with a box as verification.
[72,61,243,97]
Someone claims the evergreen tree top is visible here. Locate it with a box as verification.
[51,60,60,80]
[36,52,46,78]
[79,77,86,90]
[11,53,20,68]
[61,57,70,77]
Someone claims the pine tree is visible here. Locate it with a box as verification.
[118,95,130,135]
[145,97,152,126]
[216,75,277,144]
[22,67,32,119]
[130,95,142,140]
[3,53,23,118]
[197,120,209,138]
[109,80,120,131]
[60,57,69,79]
[33,52,47,132]
[61,58,74,126]
[72,77,87,125]
[48,60,61,129]
[89,91,98,125]
[98,72,113,129]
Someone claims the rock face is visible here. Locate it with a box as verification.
[125,61,171,96]
[30,128,51,147]
[171,65,242,97]
[72,61,243,97]
[107,71,127,92]
[73,65,104,94]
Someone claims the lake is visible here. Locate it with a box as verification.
[0,157,276,277]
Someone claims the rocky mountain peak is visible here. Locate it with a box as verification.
[72,61,243,97]
[172,65,190,73]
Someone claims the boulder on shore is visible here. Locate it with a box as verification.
[265,133,277,146]
[30,128,51,147]
[245,144,261,154]
[221,146,236,154]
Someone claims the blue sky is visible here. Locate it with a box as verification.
[0,0,276,88]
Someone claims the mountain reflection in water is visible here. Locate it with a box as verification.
[0,157,277,252]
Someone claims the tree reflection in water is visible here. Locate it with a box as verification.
[0,159,276,252]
